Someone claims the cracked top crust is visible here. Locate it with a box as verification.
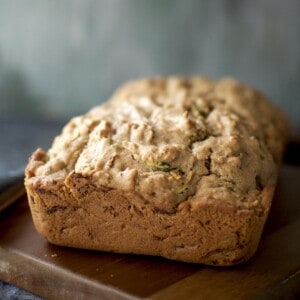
[26,77,287,213]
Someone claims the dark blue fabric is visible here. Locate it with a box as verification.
[0,282,44,300]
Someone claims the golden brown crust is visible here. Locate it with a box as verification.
[25,76,287,265]
[25,169,274,265]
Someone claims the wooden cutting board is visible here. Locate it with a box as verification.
[0,165,300,300]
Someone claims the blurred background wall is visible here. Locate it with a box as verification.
[0,0,299,137]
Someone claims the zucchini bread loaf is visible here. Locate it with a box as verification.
[25,77,287,265]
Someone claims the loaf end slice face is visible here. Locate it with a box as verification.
[25,77,287,265]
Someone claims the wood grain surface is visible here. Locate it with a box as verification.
[0,164,299,300]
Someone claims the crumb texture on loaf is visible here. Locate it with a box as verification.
[25,76,287,265]
[27,77,286,212]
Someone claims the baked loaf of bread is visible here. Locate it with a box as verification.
[25,77,287,266]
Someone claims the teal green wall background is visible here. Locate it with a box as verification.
[0,0,299,136]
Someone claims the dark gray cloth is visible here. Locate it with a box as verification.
[0,120,63,188]
[0,282,44,300]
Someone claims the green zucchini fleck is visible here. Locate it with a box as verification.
[146,160,171,171]
[174,184,187,194]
